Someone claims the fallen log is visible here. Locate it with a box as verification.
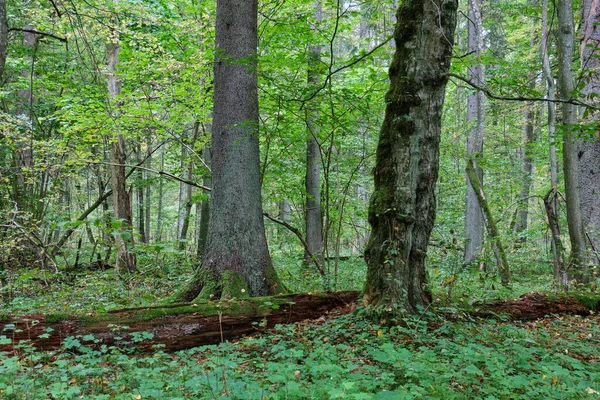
[472,292,600,321]
[2,291,598,353]
[0,291,360,353]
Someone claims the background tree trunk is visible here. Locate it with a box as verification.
[363,0,457,314]
[542,0,561,279]
[177,122,199,250]
[305,2,324,267]
[177,0,283,301]
[514,100,535,239]
[557,0,588,273]
[0,0,7,80]
[464,0,485,265]
[197,147,211,260]
[579,0,600,254]
[107,9,136,273]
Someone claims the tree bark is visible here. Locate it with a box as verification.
[514,100,535,239]
[177,0,283,301]
[557,0,588,273]
[363,0,458,314]
[177,122,199,251]
[466,159,511,286]
[542,0,561,279]
[543,189,568,287]
[0,292,360,353]
[156,146,165,241]
[197,147,211,260]
[304,2,324,267]
[579,0,600,255]
[464,0,485,265]
[107,8,136,273]
[0,0,7,80]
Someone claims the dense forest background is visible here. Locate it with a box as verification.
[1,0,600,399]
[3,0,594,298]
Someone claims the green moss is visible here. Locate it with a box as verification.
[575,293,600,309]
[220,270,250,300]
[45,312,71,323]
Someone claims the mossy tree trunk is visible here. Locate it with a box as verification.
[363,0,458,315]
[466,159,510,286]
[177,0,284,302]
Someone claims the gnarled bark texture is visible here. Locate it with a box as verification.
[363,0,458,314]
[177,0,282,301]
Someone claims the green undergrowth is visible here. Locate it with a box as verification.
[1,310,599,399]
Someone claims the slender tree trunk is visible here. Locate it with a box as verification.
[107,8,136,273]
[177,0,284,301]
[197,147,211,260]
[579,0,600,254]
[177,122,199,250]
[156,146,165,241]
[514,101,535,239]
[363,0,458,314]
[144,144,152,242]
[542,0,561,279]
[464,0,485,265]
[135,144,147,244]
[466,159,511,286]
[556,0,588,273]
[0,0,7,82]
[305,2,324,267]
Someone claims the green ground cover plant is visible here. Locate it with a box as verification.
[1,257,599,399]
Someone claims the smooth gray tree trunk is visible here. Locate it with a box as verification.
[542,0,562,280]
[557,0,588,272]
[177,0,283,301]
[304,2,324,267]
[364,0,457,314]
[579,0,600,254]
[463,0,485,265]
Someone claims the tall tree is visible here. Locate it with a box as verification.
[556,0,588,272]
[579,0,600,253]
[304,2,324,267]
[107,4,136,272]
[363,0,457,314]
[463,0,485,265]
[0,0,7,80]
[177,0,283,301]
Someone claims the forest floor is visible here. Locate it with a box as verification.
[1,257,599,399]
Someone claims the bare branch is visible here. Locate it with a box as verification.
[8,27,67,43]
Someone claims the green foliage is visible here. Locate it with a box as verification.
[1,310,599,399]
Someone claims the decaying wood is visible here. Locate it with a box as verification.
[473,292,600,321]
[0,291,360,353]
[2,291,598,353]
